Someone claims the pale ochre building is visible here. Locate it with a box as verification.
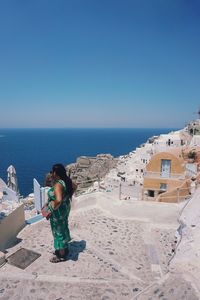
[142,149,199,203]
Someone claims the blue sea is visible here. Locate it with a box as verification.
[0,128,178,197]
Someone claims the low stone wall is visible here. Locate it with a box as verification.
[0,204,25,251]
[0,251,5,266]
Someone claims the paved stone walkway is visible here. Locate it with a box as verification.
[0,197,198,299]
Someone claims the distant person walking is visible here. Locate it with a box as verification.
[47,164,74,263]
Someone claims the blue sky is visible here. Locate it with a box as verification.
[0,0,200,128]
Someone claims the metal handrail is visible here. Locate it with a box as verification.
[144,171,185,179]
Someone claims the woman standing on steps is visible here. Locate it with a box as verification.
[47,163,74,263]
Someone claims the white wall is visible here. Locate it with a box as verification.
[0,186,19,202]
[0,204,25,251]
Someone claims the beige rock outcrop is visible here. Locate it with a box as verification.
[66,154,118,193]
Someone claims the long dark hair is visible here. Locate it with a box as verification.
[52,163,73,197]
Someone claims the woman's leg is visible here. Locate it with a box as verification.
[50,248,66,263]
[59,248,65,257]
[50,206,71,262]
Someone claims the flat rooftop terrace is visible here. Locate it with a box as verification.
[0,193,198,299]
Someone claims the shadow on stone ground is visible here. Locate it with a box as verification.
[1,237,23,253]
[67,240,86,261]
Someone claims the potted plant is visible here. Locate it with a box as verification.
[188,151,196,163]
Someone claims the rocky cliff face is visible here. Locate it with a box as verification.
[66,154,118,193]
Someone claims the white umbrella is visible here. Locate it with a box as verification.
[7,165,19,193]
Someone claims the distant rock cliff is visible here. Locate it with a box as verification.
[66,154,118,193]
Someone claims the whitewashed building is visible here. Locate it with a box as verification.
[153,131,185,153]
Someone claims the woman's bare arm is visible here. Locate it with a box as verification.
[50,182,63,210]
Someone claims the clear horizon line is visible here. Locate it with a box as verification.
[0,126,180,130]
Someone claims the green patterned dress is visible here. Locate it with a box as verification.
[47,179,71,250]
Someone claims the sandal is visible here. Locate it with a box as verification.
[50,254,66,263]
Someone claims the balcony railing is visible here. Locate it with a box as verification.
[144,171,185,180]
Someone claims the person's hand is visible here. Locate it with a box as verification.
[46,213,51,220]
